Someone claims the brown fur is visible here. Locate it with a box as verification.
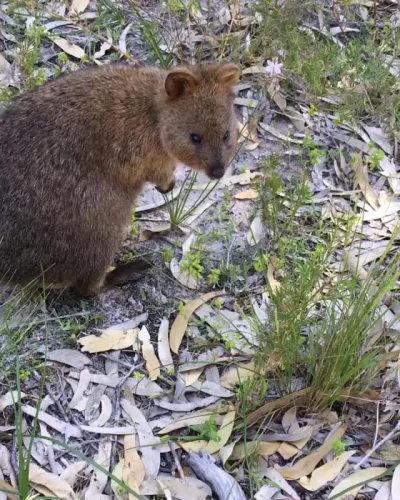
[0,62,240,295]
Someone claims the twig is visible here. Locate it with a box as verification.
[169,443,185,479]
[353,420,400,470]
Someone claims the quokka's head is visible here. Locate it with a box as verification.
[160,62,240,180]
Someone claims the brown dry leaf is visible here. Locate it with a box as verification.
[53,36,86,59]
[0,391,25,412]
[278,423,346,480]
[123,435,145,499]
[0,479,18,499]
[220,171,262,187]
[183,368,203,387]
[247,388,311,425]
[48,349,92,369]
[157,318,174,374]
[70,0,90,14]
[234,189,259,200]
[230,441,280,460]
[392,463,400,500]
[139,222,171,242]
[29,463,76,499]
[79,328,138,353]
[329,467,387,499]
[220,362,256,388]
[139,326,161,381]
[180,409,235,454]
[84,441,112,499]
[278,442,299,460]
[170,291,225,354]
[299,450,355,491]
[350,154,379,209]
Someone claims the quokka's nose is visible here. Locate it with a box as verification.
[209,163,225,180]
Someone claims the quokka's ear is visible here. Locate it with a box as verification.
[165,67,200,99]
[214,63,240,89]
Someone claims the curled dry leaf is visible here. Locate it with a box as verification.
[139,326,161,381]
[29,463,76,499]
[48,349,92,370]
[52,36,86,59]
[329,467,387,499]
[84,440,112,499]
[89,395,113,427]
[170,291,225,354]
[0,391,25,411]
[299,450,356,491]
[123,434,145,499]
[183,367,203,387]
[278,423,346,480]
[79,328,138,353]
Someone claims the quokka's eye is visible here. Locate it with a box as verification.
[190,133,202,144]
[223,131,230,142]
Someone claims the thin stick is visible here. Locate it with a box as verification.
[169,443,185,479]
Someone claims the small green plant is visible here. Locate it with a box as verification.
[333,438,347,456]
[163,170,219,227]
[162,247,174,262]
[366,147,386,170]
[180,249,204,281]
[130,209,140,237]
[208,268,221,286]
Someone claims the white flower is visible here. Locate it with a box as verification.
[265,59,283,76]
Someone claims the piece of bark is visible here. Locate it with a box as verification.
[187,452,246,500]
